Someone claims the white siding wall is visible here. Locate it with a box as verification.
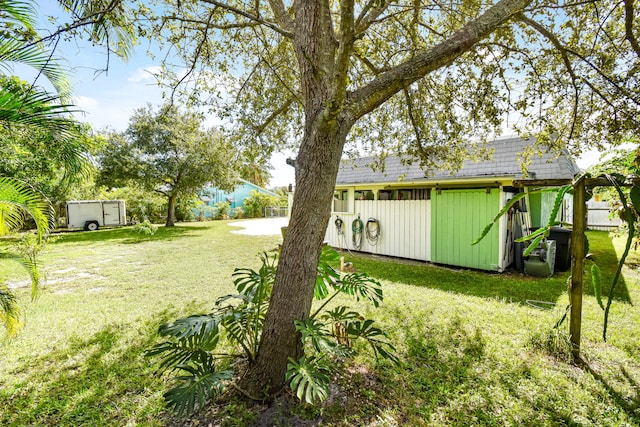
[325,200,431,261]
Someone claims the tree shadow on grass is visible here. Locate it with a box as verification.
[343,230,632,307]
[336,309,640,426]
[583,231,632,303]
[49,224,210,245]
[0,309,188,427]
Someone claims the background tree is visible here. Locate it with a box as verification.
[97,104,239,226]
[134,0,640,397]
[239,151,272,189]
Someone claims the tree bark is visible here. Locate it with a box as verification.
[166,194,177,227]
[241,119,350,394]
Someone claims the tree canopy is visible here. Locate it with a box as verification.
[98,103,239,226]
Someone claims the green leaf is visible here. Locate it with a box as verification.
[315,245,341,299]
[337,273,384,307]
[472,192,527,245]
[164,366,233,417]
[285,356,330,404]
[294,318,337,353]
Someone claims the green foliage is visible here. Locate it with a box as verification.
[132,220,158,236]
[242,190,281,218]
[232,206,245,219]
[473,185,571,258]
[214,201,231,220]
[285,356,331,404]
[149,246,395,414]
[98,186,165,223]
[0,177,50,336]
[97,104,239,225]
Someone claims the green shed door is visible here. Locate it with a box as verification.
[431,189,501,271]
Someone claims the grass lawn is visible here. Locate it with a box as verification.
[0,222,639,426]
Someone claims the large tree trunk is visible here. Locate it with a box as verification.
[165,194,177,227]
[241,120,349,395]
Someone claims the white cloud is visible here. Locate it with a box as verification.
[128,66,163,83]
[72,95,99,110]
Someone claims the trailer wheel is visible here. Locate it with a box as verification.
[84,221,99,231]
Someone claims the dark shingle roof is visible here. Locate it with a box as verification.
[336,136,581,185]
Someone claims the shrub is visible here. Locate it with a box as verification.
[243,190,280,218]
[193,201,216,221]
[213,201,231,220]
[148,246,397,416]
[232,206,245,219]
[132,220,158,236]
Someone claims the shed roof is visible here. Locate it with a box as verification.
[336,136,581,185]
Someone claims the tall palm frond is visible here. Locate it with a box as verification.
[0,39,71,98]
[0,283,21,336]
[0,86,78,133]
[0,177,51,335]
[58,0,136,60]
[0,0,36,32]
[0,176,52,241]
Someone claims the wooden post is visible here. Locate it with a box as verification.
[570,177,586,359]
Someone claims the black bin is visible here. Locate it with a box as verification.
[548,227,572,271]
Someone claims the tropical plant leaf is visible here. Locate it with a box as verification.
[0,282,21,337]
[337,273,383,307]
[157,314,220,350]
[522,233,546,257]
[232,251,276,302]
[0,177,52,240]
[164,365,233,417]
[472,191,528,245]
[346,319,399,364]
[320,306,363,323]
[315,245,341,299]
[286,355,330,404]
[295,318,337,353]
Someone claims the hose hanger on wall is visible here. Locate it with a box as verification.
[352,214,364,250]
[365,217,381,245]
[335,216,344,236]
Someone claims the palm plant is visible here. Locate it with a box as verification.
[0,177,52,335]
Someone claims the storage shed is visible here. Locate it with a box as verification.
[324,137,580,272]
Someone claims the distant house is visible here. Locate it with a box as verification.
[324,136,581,272]
[199,179,278,215]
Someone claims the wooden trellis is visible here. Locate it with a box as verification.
[515,176,631,359]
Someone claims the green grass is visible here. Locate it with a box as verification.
[1,225,639,426]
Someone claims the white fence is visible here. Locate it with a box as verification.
[587,200,620,231]
[325,200,431,261]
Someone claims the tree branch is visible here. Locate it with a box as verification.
[519,16,580,140]
[355,0,392,35]
[267,0,294,34]
[327,0,355,119]
[200,0,293,38]
[348,0,532,120]
[624,0,640,57]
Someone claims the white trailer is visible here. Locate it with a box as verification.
[66,200,127,231]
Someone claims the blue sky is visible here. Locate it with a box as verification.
[26,1,603,188]
[26,1,297,189]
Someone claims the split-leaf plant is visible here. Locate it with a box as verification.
[148,246,397,416]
